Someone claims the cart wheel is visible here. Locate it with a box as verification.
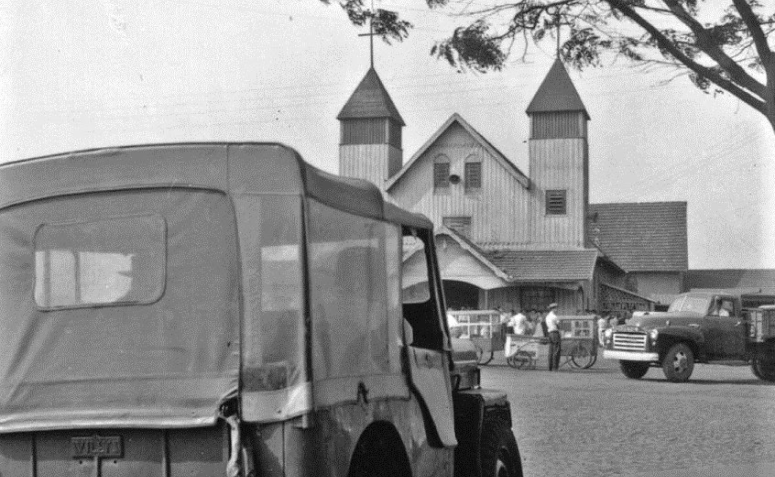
[570,344,595,369]
[506,355,519,368]
[479,350,494,366]
[507,351,531,369]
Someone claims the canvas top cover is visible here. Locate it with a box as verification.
[0,143,432,433]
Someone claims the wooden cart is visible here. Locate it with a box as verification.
[504,315,597,369]
[448,310,504,365]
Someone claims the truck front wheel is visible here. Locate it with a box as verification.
[480,418,523,477]
[619,360,649,379]
[662,343,694,382]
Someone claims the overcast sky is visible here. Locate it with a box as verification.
[2,0,773,269]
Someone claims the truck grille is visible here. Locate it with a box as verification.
[612,333,647,351]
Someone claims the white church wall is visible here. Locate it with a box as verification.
[390,122,532,246]
[528,138,588,249]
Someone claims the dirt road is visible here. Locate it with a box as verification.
[481,352,775,476]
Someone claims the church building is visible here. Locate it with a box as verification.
[336,61,687,314]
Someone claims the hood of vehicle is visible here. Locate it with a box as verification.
[617,311,703,331]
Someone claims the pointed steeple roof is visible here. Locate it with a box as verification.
[337,67,405,126]
[526,58,589,120]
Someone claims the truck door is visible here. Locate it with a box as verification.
[705,296,746,359]
[401,230,457,448]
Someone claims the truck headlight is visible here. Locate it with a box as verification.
[604,328,613,339]
[649,329,658,342]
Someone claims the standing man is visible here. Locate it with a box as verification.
[511,308,529,335]
[546,303,561,371]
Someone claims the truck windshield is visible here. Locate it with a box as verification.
[668,294,711,314]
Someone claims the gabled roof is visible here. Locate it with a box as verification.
[385,113,529,191]
[526,58,589,120]
[588,202,688,272]
[436,226,511,281]
[687,269,775,290]
[485,249,599,282]
[337,67,405,126]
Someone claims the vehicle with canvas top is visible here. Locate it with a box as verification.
[0,143,522,477]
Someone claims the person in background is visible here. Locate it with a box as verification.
[546,303,561,371]
[597,311,609,347]
[511,308,529,335]
[447,310,463,338]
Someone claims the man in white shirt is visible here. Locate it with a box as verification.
[511,309,529,335]
[545,303,561,371]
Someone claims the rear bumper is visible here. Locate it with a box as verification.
[603,350,659,362]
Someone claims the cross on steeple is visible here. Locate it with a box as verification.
[358,3,377,68]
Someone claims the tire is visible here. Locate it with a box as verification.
[751,352,775,382]
[619,360,649,379]
[570,344,596,369]
[480,350,494,366]
[480,418,523,477]
[662,343,694,382]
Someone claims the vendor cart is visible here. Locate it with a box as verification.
[504,315,597,369]
[448,310,503,365]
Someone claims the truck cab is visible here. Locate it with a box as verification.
[0,143,522,477]
[602,291,772,382]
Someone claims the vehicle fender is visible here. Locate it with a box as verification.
[452,389,512,477]
[655,327,705,361]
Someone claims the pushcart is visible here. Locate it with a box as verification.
[504,315,598,370]
[448,310,504,365]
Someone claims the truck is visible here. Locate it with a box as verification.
[602,290,775,382]
[0,143,523,477]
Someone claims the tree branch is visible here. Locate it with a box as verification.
[605,0,767,115]
[732,0,772,61]
[661,0,767,99]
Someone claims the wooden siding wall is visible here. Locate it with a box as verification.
[530,111,587,139]
[339,144,402,190]
[390,122,531,245]
[528,138,588,249]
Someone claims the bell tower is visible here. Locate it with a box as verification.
[526,58,590,249]
[337,67,404,191]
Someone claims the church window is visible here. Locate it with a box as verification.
[464,161,482,191]
[442,216,471,238]
[546,190,567,215]
[433,156,450,190]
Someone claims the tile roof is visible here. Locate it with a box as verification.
[588,202,688,272]
[485,249,599,282]
[336,67,405,125]
[526,58,589,119]
[687,269,775,289]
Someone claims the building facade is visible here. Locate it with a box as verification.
[337,60,685,315]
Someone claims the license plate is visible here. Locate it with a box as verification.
[71,435,123,458]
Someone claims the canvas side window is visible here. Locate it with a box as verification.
[308,200,391,380]
[34,215,165,309]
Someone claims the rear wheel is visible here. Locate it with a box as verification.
[751,351,775,382]
[662,343,694,382]
[619,360,649,379]
[480,418,523,477]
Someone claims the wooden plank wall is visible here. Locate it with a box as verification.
[390,123,531,246]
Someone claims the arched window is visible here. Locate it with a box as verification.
[433,155,450,190]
